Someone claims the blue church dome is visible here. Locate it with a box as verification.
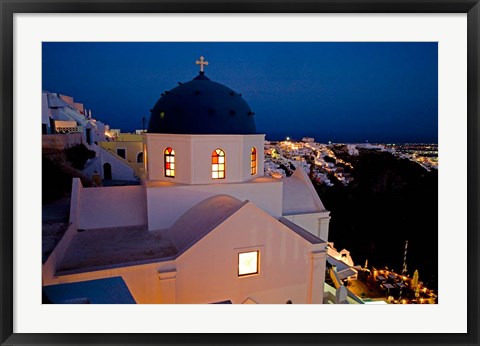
[147,72,257,135]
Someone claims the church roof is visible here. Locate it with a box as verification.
[170,194,245,253]
[147,72,257,135]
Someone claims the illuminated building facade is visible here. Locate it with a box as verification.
[43,58,331,304]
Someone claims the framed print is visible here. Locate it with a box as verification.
[1,1,479,345]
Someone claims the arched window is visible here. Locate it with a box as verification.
[212,149,225,179]
[164,147,175,177]
[137,152,144,163]
[143,144,148,172]
[251,147,257,175]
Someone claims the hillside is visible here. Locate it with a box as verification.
[42,144,95,204]
[315,146,438,289]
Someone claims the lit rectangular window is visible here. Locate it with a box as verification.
[238,251,259,276]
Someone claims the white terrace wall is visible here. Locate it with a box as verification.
[43,178,83,281]
[77,185,147,230]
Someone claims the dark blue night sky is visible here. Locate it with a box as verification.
[42,42,437,143]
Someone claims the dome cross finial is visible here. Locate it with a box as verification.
[195,56,209,73]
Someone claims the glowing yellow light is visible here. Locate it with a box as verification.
[238,251,259,276]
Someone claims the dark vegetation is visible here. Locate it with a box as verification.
[42,144,95,204]
[315,146,438,290]
[323,155,336,164]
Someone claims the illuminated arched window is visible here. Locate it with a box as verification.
[212,149,225,179]
[143,144,148,172]
[164,147,175,177]
[251,147,257,175]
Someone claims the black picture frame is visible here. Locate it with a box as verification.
[1,1,479,345]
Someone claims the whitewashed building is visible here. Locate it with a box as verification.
[43,58,332,304]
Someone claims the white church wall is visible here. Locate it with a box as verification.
[144,134,192,182]
[146,187,216,230]
[174,202,325,304]
[283,211,331,241]
[144,133,265,184]
[179,180,283,218]
[77,185,147,230]
[119,264,164,303]
[190,135,243,184]
[242,135,265,180]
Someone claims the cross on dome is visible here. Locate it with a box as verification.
[195,56,209,73]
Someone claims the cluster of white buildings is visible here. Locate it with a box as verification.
[265,139,438,187]
[42,91,146,183]
[42,91,110,144]
[264,139,356,186]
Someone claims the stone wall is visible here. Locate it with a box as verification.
[42,133,84,150]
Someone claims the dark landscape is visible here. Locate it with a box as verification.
[315,146,438,290]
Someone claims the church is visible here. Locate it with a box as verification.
[42,57,332,304]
